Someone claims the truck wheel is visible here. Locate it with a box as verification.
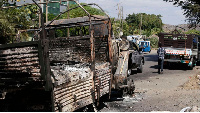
[189,58,194,70]
[149,50,151,53]
[137,60,143,73]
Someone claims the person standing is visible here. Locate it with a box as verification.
[157,42,166,74]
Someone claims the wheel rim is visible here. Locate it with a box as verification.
[128,69,131,76]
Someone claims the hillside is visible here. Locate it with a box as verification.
[162,24,200,33]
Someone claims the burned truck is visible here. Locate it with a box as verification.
[158,29,198,69]
[112,37,143,95]
[0,0,134,112]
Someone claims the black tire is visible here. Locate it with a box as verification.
[149,50,151,53]
[189,58,194,70]
[137,60,143,73]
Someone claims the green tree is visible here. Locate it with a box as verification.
[150,37,159,48]
[111,18,131,38]
[163,0,200,27]
[125,13,163,37]
[51,3,106,37]
[0,4,35,43]
[0,10,15,44]
[62,3,105,19]
[185,29,200,35]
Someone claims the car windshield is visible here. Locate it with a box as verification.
[141,42,145,46]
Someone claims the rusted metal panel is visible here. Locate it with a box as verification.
[46,15,109,26]
[49,38,91,63]
[94,23,109,36]
[95,62,111,99]
[0,44,43,95]
[49,51,96,111]
[113,51,129,89]
[89,21,96,105]
[54,82,93,112]
[0,46,41,78]
[0,41,39,50]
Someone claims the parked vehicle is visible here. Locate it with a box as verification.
[127,35,145,45]
[158,29,198,69]
[139,41,151,53]
[128,41,145,74]
[112,37,144,95]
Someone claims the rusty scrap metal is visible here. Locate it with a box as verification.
[0,0,114,112]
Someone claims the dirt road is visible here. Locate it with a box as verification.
[100,50,200,112]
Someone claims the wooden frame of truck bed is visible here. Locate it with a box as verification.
[0,0,113,111]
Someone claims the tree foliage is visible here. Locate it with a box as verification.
[53,3,106,37]
[111,18,131,38]
[0,5,35,43]
[62,3,105,19]
[149,37,159,48]
[163,0,200,27]
[185,29,200,35]
[125,13,163,37]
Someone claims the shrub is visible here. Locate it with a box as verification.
[150,37,158,48]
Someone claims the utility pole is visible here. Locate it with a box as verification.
[121,6,123,32]
[39,0,42,28]
[67,0,69,38]
[117,3,123,37]
[117,3,121,24]
[46,0,48,23]
[140,14,142,35]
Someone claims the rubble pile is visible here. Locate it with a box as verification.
[51,63,91,86]
[181,74,200,90]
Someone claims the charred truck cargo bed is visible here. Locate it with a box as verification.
[0,1,115,112]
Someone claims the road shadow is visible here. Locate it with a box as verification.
[166,63,190,70]
[150,63,190,71]
[143,52,150,55]
[196,61,200,66]
[130,70,138,75]
[144,54,158,62]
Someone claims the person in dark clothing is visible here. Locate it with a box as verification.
[157,42,166,74]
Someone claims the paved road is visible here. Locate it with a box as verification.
[101,50,200,112]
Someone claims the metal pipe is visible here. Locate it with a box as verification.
[73,0,90,17]
[32,0,45,40]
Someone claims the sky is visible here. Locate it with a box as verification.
[78,0,187,25]
[13,0,187,25]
